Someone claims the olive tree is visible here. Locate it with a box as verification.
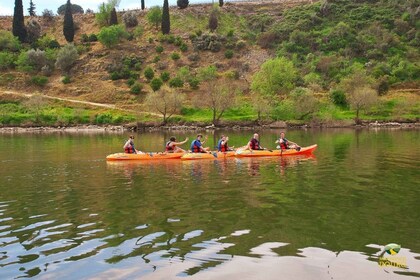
[145,86,185,124]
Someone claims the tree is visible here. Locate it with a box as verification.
[208,8,218,32]
[252,94,273,123]
[219,0,224,7]
[95,0,121,27]
[63,0,75,43]
[177,0,189,9]
[145,86,185,124]
[55,43,78,75]
[150,77,163,91]
[26,19,41,44]
[57,3,84,15]
[141,0,145,10]
[289,87,319,120]
[251,57,297,96]
[147,6,162,30]
[161,0,170,35]
[110,8,118,25]
[97,25,128,48]
[28,0,36,16]
[13,0,27,42]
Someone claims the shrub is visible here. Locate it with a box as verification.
[150,77,163,91]
[0,52,17,70]
[37,35,60,49]
[177,0,189,9]
[330,89,348,108]
[130,82,143,94]
[180,43,188,52]
[174,36,183,46]
[236,40,246,50]
[171,52,180,60]
[126,77,136,86]
[55,43,78,74]
[147,6,162,29]
[224,49,234,59]
[31,76,48,86]
[160,71,170,82]
[133,26,143,38]
[153,55,161,63]
[156,45,164,53]
[188,77,200,89]
[27,49,47,72]
[98,25,128,48]
[62,75,71,84]
[167,35,175,44]
[227,29,234,37]
[15,52,32,72]
[26,19,42,44]
[0,31,21,52]
[42,9,54,22]
[41,65,53,76]
[81,34,89,43]
[169,77,184,88]
[144,67,155,80]
[257,31,277,49]
[123,11,138,28]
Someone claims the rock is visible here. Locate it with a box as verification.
[269,121,287,128]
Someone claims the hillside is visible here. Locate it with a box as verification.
[0,0,419,127]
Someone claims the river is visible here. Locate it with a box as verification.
[0,128,419,279]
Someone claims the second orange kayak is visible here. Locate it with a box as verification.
[106,152,184,161]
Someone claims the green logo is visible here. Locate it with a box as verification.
[384,243,401,255]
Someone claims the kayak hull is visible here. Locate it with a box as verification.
[235,144,317,157]
[106,152,184,161]
[181,151,236,160]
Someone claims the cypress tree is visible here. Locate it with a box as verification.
[161,0,170,35]
[141,0,145,10]
[219,0,224,7]
[13,0,27,42]
[110,8,118,25]
[63,0,74,42]
[28,0,36,16]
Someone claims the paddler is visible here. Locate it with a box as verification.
[217,135,234,152]
[244,133,266,151]
[123,135,143,154]
[165,136,189,153]
[190,134,211,153]
[276,132,301,151]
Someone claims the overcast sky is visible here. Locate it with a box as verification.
[0,0,213,16]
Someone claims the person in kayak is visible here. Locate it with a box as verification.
[244,133,266,151]
[191,134,211,153]
[166,136,189,153]
[217,135,234,152]
[276,132,301,151]
[123,135,143,154]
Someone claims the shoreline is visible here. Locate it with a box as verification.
[0,121,418,133]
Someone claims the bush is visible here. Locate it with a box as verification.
[31,76,48,86]
[0,52,16,70]
[224,49,234,59]
[169,77,184,88]
[97,25,128,48]
[62,75,71,84]
[126,77,136,86]
[55,43,78,74]
[171,52,180,60]
[144,67,155,80]
[42,9,54,22]
[130,82,143,94]
[188,77,200,89]
[177,0,189,9]
[227,29,234,37]
[180,43,188,52]
[0,31,21,52]
[27,49,47,72]
[37,35,60,49]
[174,36,183,46]
[258,31,277,49]
[147,6,162,29]
[133,26,144,38]
[26,19,42,44]
[330,89,348,108]
[236,40,246,50]
[153,55,161,63]
[156,45,164,53]
[150,77,163,91]
[123,11,139,28]
[160,71,170,82]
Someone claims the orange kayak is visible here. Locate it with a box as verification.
[106,152,184,161]
[235,144,317,157]
[181,151,236,160]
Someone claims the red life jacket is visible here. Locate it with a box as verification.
[218,139,228,152]
[166,141,175,152]
[250,138,260,150]
[124,146,135,154]
[280,138,288,150]
[192,140,201,153]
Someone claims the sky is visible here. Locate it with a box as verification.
[0,0,212,16]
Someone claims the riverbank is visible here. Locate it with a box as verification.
[1,120,418,133]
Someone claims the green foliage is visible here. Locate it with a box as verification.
[0,52,17,70]
[31,75,48,86]
[251,57,297,96]
[224,49,234,59]
[160,71,170,82]
[198,65,217,81]
[37,35,60,49]
[98,25,128,48]
[150,77,163,91]
[171,52,180,60]
[130,82,143,94]
[95,0,120,27]
[161,0,170,35]
[13,0,27,42]
[330,89,348,108]
[169,77,184,88]
[57,3,83,15]
[0,31,21,52]
[188,77,200,89]
[62,75,71,84]
[63,0,75,43]
[55,43,78,74]
[147,6,162,30]
[126,77,136,86]
[156,45,164,53]
[144,67,155,80]
[133,26,143,38]
[153,55,160,63]
[180,43,188,52]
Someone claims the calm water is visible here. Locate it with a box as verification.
[0,129,419,279]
